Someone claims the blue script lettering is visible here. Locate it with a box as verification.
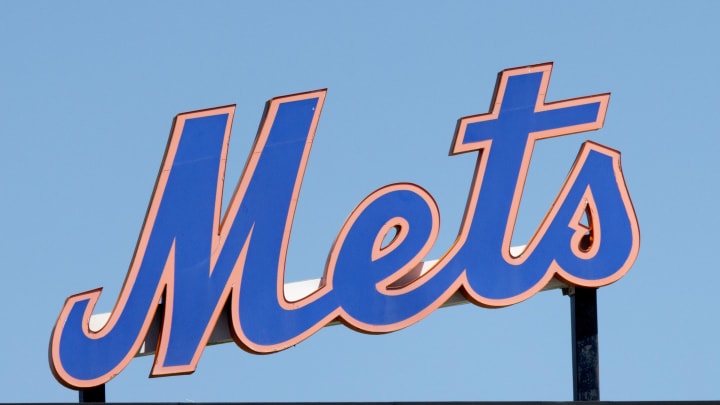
[50,63,639,389]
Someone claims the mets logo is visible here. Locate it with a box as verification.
[50,63,639,389]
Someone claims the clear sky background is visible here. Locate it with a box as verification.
[1,1,718,403]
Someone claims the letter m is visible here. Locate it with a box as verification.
[50,90,326,389]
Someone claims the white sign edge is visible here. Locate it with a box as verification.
[86,245,568,357]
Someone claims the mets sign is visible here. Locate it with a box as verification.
[50,63,640,389]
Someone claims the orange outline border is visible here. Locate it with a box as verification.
[50,64,640,385]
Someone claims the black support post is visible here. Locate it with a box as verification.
[568,287,600,401]
[78,384,105,403]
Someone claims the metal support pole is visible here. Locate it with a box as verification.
[78,384,105,403]
[567,287,600,401]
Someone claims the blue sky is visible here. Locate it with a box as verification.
[1,1,719,402]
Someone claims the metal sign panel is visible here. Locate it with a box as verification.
[50,63,639,389]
